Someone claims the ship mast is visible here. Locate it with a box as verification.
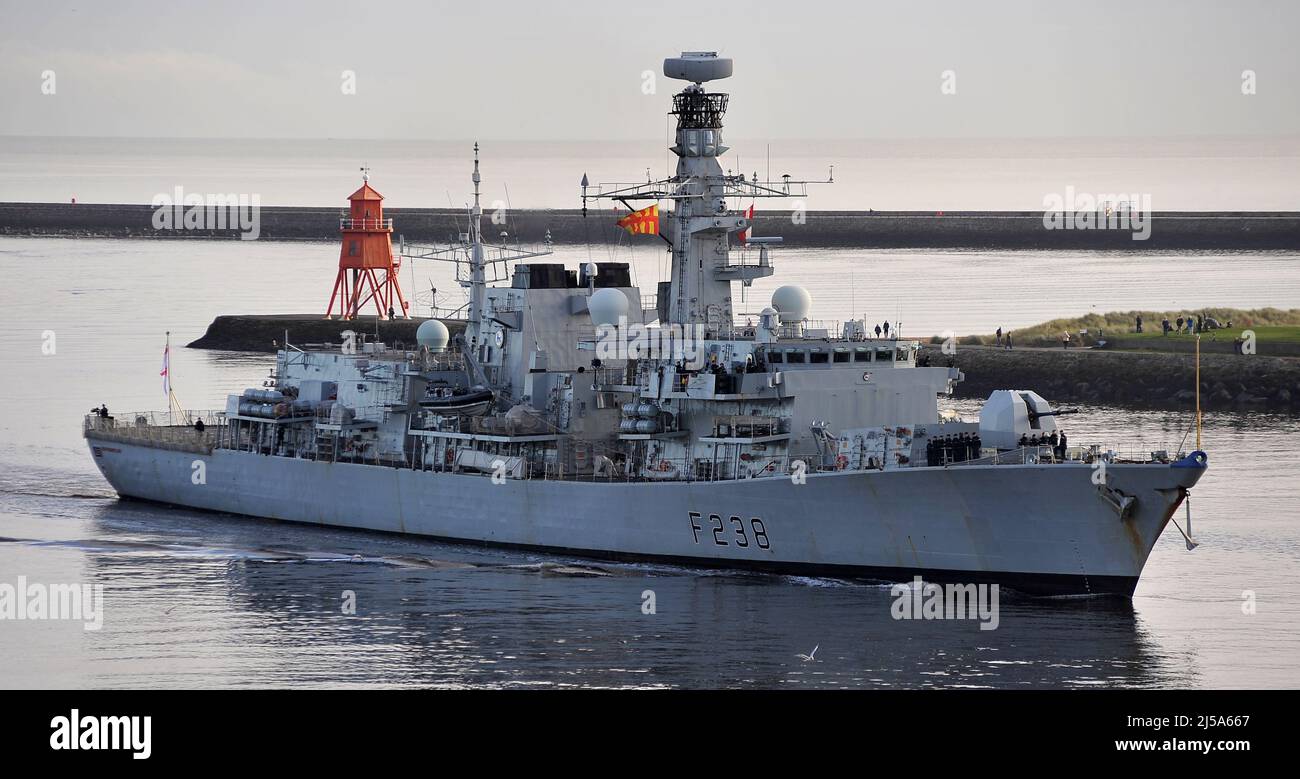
[581,51,830,336]
[395,143,554,363]
[466,142,486,350]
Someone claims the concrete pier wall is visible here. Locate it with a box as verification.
[186,314,466,352]
[4,202,1299,249]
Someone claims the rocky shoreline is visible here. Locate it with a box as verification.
[930,344,1299,412]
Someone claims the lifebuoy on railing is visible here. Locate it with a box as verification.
[835,454,849,470]
[658,460,673,472]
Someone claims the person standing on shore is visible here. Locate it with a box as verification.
[1162,317,1170,335]
[1061,331,1071,349]
[996,326,1003,346]
[1136,315,1143,333]
[1005,332,1013,350]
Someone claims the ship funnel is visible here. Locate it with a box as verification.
[664,52,732,83]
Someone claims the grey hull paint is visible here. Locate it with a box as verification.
[87,436,1203,596]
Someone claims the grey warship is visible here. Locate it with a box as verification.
[85,52,1207,596]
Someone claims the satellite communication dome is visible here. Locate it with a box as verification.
[771,286,812,323]
[588,287,630,327]
[416,319,450,352]
[664,51,733,83]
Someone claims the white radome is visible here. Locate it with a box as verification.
[771,286,812,323]
[416,319,450,352]
[588,287,629,327]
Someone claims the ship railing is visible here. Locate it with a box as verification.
[1069,444,1187,464]
[715,318,916,343]
[538,444,1188,481]
[340,217,392,230]
[535,451,826,484]
[433,301,471,319]
[84,410,227,453]
[956,444,1186,467]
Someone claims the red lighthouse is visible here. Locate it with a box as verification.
[324,170,409,320]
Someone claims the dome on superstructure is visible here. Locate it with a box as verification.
[771,286,812,323]
[588,287,630,327]
[416,319,450,352]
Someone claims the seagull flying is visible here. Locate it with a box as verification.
[796,645,819,662]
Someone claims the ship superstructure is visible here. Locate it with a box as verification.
[84,52,1207,596]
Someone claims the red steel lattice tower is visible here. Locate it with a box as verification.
[324,171,410,320]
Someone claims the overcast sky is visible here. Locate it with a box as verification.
[1,0,1296,140]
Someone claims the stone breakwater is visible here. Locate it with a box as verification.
[929,345,1300,412]
[189,316,1299,413]
[187,314,466,352]
[4,202,1300,249]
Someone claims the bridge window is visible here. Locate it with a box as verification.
[767,351,783,364]
[854,348,872,362]
[809,351,829,364]
[785,351,805,364]
[833,349,850,363]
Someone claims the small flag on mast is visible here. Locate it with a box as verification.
[738,203,754,245]
[616,204,659,236]
[160,343,170,396]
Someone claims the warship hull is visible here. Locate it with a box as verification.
[86,435,1204,596]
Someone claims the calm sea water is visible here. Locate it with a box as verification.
[1,236,1298,688]
[2,135,1299,210]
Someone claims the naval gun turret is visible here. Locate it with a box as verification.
[978,390,1079,450]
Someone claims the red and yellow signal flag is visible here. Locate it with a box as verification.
[616,204,659,236]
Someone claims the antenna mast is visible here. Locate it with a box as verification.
[466,142,486,351]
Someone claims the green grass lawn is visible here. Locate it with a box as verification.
[938,308,1300,348]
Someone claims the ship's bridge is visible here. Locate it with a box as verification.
[760,340,920,369]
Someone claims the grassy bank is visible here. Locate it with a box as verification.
[939,308,1300,350]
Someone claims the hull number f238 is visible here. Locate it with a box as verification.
[689,511,771,550]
